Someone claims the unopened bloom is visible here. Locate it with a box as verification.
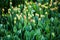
[41,14,45,17]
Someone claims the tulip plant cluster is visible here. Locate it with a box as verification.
[0,0,60,40]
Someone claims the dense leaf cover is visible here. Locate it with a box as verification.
[0,0,60,40]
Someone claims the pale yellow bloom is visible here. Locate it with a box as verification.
[29,5,32,8]
[2,8,4,12]
[52,32,55,37]
[14,17,17,20]
[38,3,41,6]
[16,14,19,17]
[18,5,20,7]
[10,2,12,4]
[8,8,11,11]
[45,12,48,14]
[14,20,16,24]
[39,18,41,20]
[13,7,17,11]
[25,1,29,5]
[29,2,32,4]
[32,14,34,17]
[41,14,45,17]
[28,16,31,20]
[36,13,39,17]
[32,19,35,23]
[18,16,20,20]
[54,2,57,5]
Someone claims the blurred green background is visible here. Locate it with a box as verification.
[0,0,60,40]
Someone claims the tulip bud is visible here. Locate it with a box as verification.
[2,8,4,12]
[10,2,12,5]
[14,17,17,20]
[39,18,41,20]
[38,3,41,6]
[52,32,55,37]
[8,9,11,14]
[45,12,48,14]
[18,5,20,7]
[41,14,45,17]
[24,15,26,19]
[36,13,39,17]
[14,20,16,24]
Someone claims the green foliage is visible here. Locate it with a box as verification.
[0,0,60,40]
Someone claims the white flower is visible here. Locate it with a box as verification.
[32,14,34,17]
[10,2,12,4]
[33,19,35,23]
[54,2,57,5]
[14,20,16,24]
[12,6,13,9]
[28,16,31,20]
[29,5,32,8]
[41,15,45,17]
[39,18,41,20]
[16,14,19,17]
[25,1,29,5]
[52,32,55,37]
[19,14,22,17]
[45,6,48,9]
[36,13,39,16]
[2,8,4,12]
[28,13,30,16]
[16,14,21,20]
[17,8,20,10]
[26,9,28,11]
[13,7,17,11]
[38,3,41,6]
[39,8,42,10]
[8,8,11,11]
[25,6,27,9]
[14,17,17,20]
[18,5,20,7]
[45,12,48,14]
[18,16,20,20]
[29,2,32,4]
